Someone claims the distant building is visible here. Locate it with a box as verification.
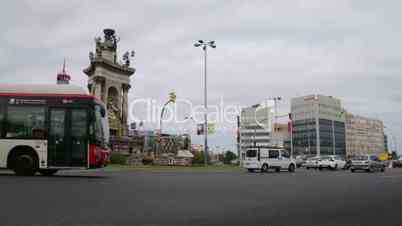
[291,95,346,156]
[239,105,291,163]
[239,105,273,151]
[345,113,385,156]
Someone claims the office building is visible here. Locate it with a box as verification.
[345,113,385,156]
[291,95,346,156]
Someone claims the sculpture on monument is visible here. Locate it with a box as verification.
[83,29,135,139]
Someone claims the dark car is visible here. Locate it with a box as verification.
[344,159,352,170]
[350,155,385,173]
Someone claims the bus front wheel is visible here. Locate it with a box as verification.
[14,154,37,176]
[39,169,58,176]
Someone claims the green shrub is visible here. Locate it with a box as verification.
[109,153,128,165]
[192,151,205,165]
[223,151,237,165]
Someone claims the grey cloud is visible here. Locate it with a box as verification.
[1,0,402,152]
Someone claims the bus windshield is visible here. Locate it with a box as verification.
[94,105,109,148]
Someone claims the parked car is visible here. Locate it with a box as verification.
[243,147,296,173]
[305,157,320,169]
[295,155,307,168]
[318,155,346,170]
[350,155,385,172]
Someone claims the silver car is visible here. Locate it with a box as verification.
[350,155,385,173]
[304,157,320,169]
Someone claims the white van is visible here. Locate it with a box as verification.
[243,147,296,173]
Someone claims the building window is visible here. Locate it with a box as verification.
[6,106,46,139]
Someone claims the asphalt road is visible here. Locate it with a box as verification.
[1,167,402,226]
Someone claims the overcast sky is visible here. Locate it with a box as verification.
[1,0,402,153]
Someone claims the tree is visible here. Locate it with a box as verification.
[192,151,205,165]
[223,151,237,164]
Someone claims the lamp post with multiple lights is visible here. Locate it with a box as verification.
[194,40,216,166]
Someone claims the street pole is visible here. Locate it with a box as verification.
[236,115,241,164]
[159,102,168,157]
[290,113,294,158]
[303,104,311,156]
[203,45,208,166]
[332,119,336,155]
[194,40,216,167]
[274,98,277,146]
[254,127,256,146]
[315,101,320,156]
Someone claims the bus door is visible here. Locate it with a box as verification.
[48,108,88,167]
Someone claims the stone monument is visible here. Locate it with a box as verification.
[83,28,135,137]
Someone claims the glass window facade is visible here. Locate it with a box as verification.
[292,118,345,156]
[292,119,317,156]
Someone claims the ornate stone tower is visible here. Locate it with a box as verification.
[83,29,135,137]
[57,60,71,85]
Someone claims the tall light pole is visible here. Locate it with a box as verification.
[194,40,216,166]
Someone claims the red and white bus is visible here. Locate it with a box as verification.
[0,84,110,176]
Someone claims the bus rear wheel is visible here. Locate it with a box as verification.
[14,154,37,176]
[39,169,58,176]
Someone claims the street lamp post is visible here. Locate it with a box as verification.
[194,40,216,166]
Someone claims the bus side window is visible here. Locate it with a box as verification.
[6,106,46,139]
[0,100,4,138]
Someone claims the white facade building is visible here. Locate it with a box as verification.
[240,105,272,148]
[239,105,275,163]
